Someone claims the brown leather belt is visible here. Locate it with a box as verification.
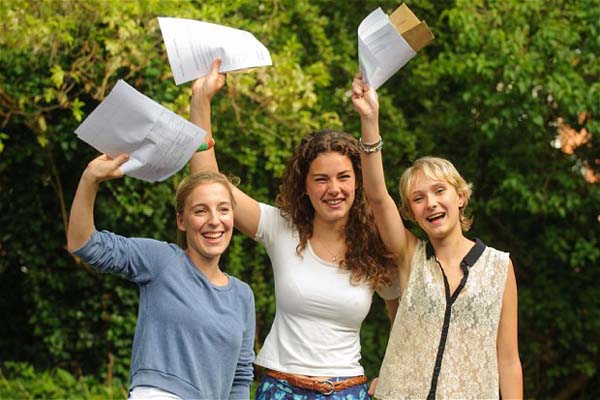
[264,369,367,395]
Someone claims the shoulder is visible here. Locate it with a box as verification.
[482,243,510,268]
[258,202,289,225]
[129,236,183,259]
[477,242,512,289]
[229,276,255,300]
[255,202,296,242]
[410,239,428,265]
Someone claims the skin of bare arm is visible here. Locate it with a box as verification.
[497,260,524,398]
[189,59,261,238]
[351,73,418,292]
[67,153,129,251]
[385,298,399,324]
[352,74,415,398]
[353,74,522,398]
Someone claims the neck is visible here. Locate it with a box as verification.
[312,216,346,242]
[186,250,226,284]
[429,232,473,266]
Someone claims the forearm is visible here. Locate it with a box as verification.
[229,298,255,399]
[67,172,99,251]
[499,359,523,399]
[360,114,389,205]
[385,298,399,324]
[190,94,219,174]
[228,382,250,400]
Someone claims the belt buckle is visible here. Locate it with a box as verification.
[321,379,335,396]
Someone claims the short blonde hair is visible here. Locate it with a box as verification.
[175,171,237,249]
[399,157,473,231]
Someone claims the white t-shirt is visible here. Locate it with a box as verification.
[254,203,399,376]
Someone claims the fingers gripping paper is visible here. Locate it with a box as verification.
[358,4,434,89]
[75,80,205,182]
[158,17,272,85]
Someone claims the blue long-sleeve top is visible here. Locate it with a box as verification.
[72,230,255,399]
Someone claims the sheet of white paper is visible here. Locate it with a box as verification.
[75,80,205,182]
[358,7,416,89]
[158,17,272,85]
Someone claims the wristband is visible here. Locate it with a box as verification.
[196,138,215,152]
[358,137,383,153]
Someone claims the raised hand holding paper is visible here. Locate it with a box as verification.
[158,17,272,85]
[75,80,205,182]
[358,4,434,89]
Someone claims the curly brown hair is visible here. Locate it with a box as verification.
[276,130,396,289]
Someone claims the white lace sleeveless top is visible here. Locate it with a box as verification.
[375,239,509,399]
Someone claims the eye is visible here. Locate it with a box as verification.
[194,208,207,215]
[339,174,352,181]
[315,177,327,183]
[412,196,423,203]
[219,206,231,214]
[435,187,446,194]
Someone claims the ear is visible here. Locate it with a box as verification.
[176,212,186,232]
[458,192,466,209]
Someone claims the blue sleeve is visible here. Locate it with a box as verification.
[71,230,176,284]
[229,286,256,399]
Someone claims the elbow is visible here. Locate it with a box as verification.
[66,231,78,253]
[499,355,522,372]
[67,229,92,253]
[498,354,523,386]
[67,237,82,253]
[365,192,387,208]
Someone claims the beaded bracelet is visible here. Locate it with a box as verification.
[358,137,383,153]
[196,138,215,152]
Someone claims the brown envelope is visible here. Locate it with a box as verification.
[388,3,434,52]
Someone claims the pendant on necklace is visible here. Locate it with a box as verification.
[332,255,337,262]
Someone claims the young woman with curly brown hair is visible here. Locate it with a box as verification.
[189,59,400,400]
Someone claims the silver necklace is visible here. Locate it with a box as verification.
[313,238,342,263]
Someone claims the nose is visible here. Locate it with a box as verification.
[425,194,437,209]
[328,179,340,194]
[207,211,220,226]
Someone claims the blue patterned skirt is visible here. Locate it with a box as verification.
[255,374,371,400]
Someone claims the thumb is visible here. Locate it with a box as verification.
[368,377,378,396]
[365,84,379,102]
[210,58,222,77]
[113,153,129,167]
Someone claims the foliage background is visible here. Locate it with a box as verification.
[1,0,598,398]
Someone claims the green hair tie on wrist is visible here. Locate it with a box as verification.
[196,138,215,152]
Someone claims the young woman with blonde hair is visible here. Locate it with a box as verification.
[352,74,523,399]
[67,156,255,399]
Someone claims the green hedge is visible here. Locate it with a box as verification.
[1,0,598,397]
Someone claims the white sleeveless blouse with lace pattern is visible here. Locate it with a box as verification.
[375,239,510,400]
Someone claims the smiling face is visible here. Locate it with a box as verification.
[176,182,234,264]
[305,151,356,225]
[408,169,466,240]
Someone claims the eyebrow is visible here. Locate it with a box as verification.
[410,182,447,196]
[311,169,353,177]
[190,201,232,209]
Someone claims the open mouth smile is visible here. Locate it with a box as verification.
[325,198,343,205]
[202,231,225,240]
[426,212,445,223]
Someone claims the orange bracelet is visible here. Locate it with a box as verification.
[196,138,215,152]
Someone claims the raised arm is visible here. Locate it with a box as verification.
[67,153,129,251]
[189,59,261,237]
[351,74,417,278]
[497,260,523,399]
